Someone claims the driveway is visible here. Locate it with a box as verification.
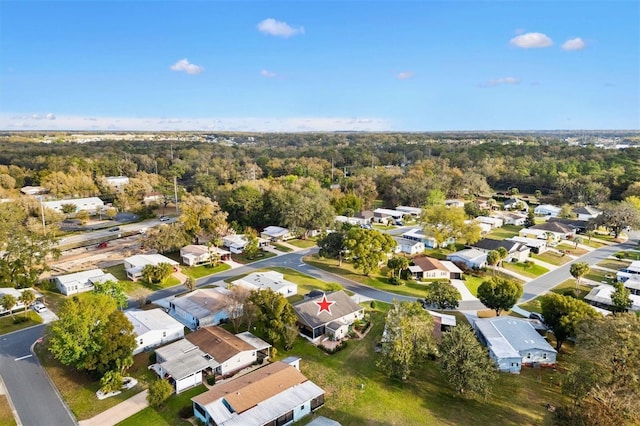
[0,325,77,426]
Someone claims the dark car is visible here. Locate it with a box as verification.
[108,227,120,232]
[529,312,545,323]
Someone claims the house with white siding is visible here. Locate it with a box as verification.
[534,204,562,217]
[231,271,297,298]
[393,237,425,255]
[446,249,487,269]
[192,359,324,426]
[52,269,117,296]
[151,339,217,394]
[169,287,232,330]
[125,309,185,355]
[474,317,556,373]
[186,327,258,377]
[42,197,105,214]
[123,254,179,281]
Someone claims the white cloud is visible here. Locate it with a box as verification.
[0,114,391,132]
[561,37,586,51]
[509,32,553,48]
[257,18,304,38]
[46,113,55,120]
[396,71,414,80]
[479,77,520,87]
[260,69,278,78]
[170,58,204,75]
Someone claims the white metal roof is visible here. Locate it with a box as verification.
[475,317,556,359]
[235,332,272,352]
[125,309,184,336]
[55,269,111,286]
[231,271,297,294]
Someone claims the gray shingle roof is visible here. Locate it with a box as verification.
[293,291,363,329]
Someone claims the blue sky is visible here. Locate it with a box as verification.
[0,1,638,131]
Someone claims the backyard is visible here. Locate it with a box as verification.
[485,225,523,241]
[292,304,566,425]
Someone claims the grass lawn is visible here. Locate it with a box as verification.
[372,223,395,231]
[580,238,607,249]
[34,342,150,420]
[104,264,180,294]
[287,239,317,249]
[555,243,589,256]
[423,245,466,260]
[181,263,230,279]
[518,279,592,314]
[486,225,523,241]
[0,395,16,426]
[272,243,294,253]
[0,311,43,335]
[596,258,631,271]
[584,268,616,285]
[304,256,428,299]
[231,250,277,264]
[116,385,206,426]
[502,261,549,278]
[462,275,483,297]
[531,251,571,266]
[286,304,565,425]
[613,250,640,261]
[36,287,68,313]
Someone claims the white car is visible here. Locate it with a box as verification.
[33,303,47,313]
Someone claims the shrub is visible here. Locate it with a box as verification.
[147,379,173,407]
[179,405,194,419]
[148,351,157,364]
[389,276,401,285]
[370,300,377,309]
[319,340,348,354]
[206,375,215,385]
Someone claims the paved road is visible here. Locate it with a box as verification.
[59,217,176,248]
[0,325,76,426]
[519,232,639,303]
[142,248,416,307]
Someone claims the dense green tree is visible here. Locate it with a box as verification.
[142,223,190,254]
[496,247,509,267]
[184,277,197,292]
[486,250,500,274]
[387,256,410,280]
[557,313,640,425]
[243,227,260,259]
[420,205,481,248]
[47,294,136,374]
[247,289,298,345]
[524,208,536,228]
[423,281,460,310]
[610,282,632,313]
[439,325,497,397]
[93,280,128,310]
[317,231,345,264]
[147,379,173,407]
[569,262,590,288]
[540,293,599,351]
[377,301,437,380]
[179,194,229,242]
[595,201,640,237]
[477,277,523,316]
[343,228,396,275]
[141,263,173,284]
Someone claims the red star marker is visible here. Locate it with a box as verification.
[315,294,335,315]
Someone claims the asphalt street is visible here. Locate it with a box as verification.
[0,325,76,426]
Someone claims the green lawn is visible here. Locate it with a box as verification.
[228,267,349,298]
[272,243,294,253]
[580,238,607,249]
[596,259,631,271]
[0,310,43,335]
[181,263,230,279]
[423,244,466,260]
[287,239,317,249]
[555,243,589,256]
[531,251,571,266]
[485,225,523,241]
[502,261,549,278]
[286,304,565,425]
[584,269,616,285]
[104,264,181,294]
[0,395,16,426]
[372,223,395,231]
[462,275,484,297]
[613,250,640,261]
[116,385,206,426]
[231,250,277,264]
[34,343,151,420]
[518,279,592,314]
[304,256,427,299]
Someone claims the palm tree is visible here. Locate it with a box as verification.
[19,290,36,317]
[1,294,17,319]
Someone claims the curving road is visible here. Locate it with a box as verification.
[0,325,77,426]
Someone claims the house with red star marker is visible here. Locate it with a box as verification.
[293,290,365,341]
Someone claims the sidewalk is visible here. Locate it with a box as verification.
[451,279,476,301]
[79,390,148,426]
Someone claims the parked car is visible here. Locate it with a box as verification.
[159,216,170,222]
[33,303,47,313]
[97,242,109,249]
[393,219,404,226]
[108,227,120,232]
[529,312,545,323]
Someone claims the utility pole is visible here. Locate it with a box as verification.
[331,157,334,183]
[170,144,174,161]
[39,197,46,233]
[154,160,158,175]
[173,176,179,215]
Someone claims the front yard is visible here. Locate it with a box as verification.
[104,265,181,297]
[231,250,277,264]
[502,261,549,278]
[116,385,206,426]
[596,258,631,271]
[518,279,593,314]
[0,311,43,335]
[531,251,572,266]
[286,239,317,249]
